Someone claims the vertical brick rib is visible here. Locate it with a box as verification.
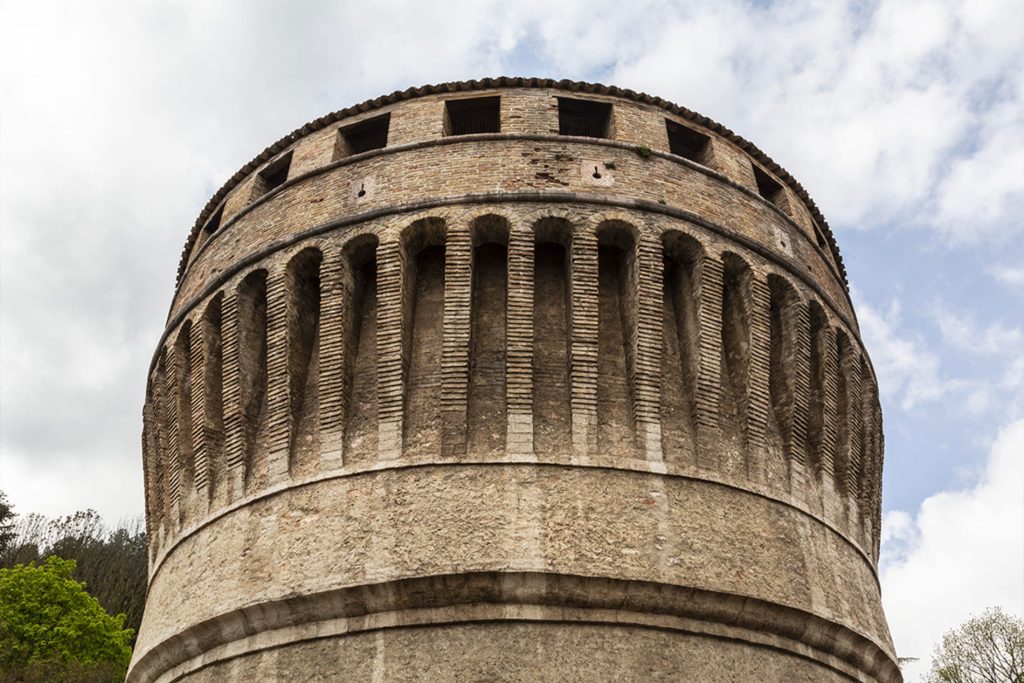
[694,255,723,470]
[154,352,180,529]
[188,320,209,507]
[505,221,534,457]
[820,326,839,483]
[570,229,599,459]
[633,232,663,464]
[173,329,195,519]
[264,267,291,483]
[199,299,224,505]
[142,390,165,545]
[441,224,473,457]
[788,299,811,500]
[152,366,174,547]
[318,244,348,467]
[861,364,881,554]
[841,343,864,500]
[220,289,245,500]
[376,238,405,458]
[747,275,772,484]
[872,391,884,562]
[168,341,191,523]
[141,400,156,544]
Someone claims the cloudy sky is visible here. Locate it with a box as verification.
[1,1,1021,678]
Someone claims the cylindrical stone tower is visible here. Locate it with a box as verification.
[131,78,900,682]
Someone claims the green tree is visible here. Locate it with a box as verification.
[0,509,148,641]
[0,556,133,682]
[926,607,1024,683]
[0,492,14,557]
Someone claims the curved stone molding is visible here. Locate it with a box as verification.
[132,573,900,683]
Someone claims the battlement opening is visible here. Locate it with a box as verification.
[203,205,224,235]
[336,114,391,157]
[752,164,788,212]
[558,97,612,138]
[253,152,292,199]
[666,119,711,166]
[445,96,500,135]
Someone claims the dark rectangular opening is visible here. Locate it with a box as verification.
[558,97,612,138]
[203,205,224,235]
[666,119,710,164]
[339,114,391,156]
[812,221,828,249]
[446,96,500,135]
[258,152,292,195]
[753,164,784,204]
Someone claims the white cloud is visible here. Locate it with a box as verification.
[601,0,1024,239]
[881,418,1024,682]
[931,301,1024,355]
[932,78,1024,242]
[853,291,1023,421]
[990,263,1024,289]
[854,292,952,409]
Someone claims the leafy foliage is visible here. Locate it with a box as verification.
[0,556,133,682]
[926,607,1024,683]
[0,508,147,641]
[0,493,14,556]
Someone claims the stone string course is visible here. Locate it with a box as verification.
[131,83,900,682]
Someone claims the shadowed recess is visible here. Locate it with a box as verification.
[402,218,447,457]
[533,218,573,458]
[596,222,638,458]
[343,235,379,467]
[237,270,268,491]
[286,248,322,476]
[468,216,509,455]
[661,231,703,469]
[720,253,753,475]
[198,294,225,503]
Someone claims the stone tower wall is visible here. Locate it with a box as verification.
[131,80,899,682]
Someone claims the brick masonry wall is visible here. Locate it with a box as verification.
[131,86,898,683]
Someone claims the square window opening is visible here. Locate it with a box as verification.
[812,222,828,250]
[752,164,785,206]
[337,113,391,157]
[445,96,500,135]
[666,119,711,165]
[558,97,612,138]
[203,205,224,235]
[258,152,292,197]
